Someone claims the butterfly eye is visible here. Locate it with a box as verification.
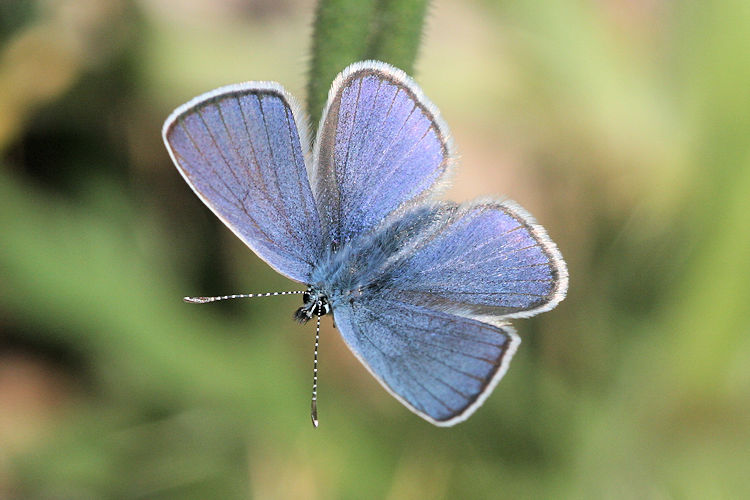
[302,291,311,303]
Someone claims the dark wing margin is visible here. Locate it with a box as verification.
[163,82,322,283]
[333,298,520,426]
[311,60,454,251]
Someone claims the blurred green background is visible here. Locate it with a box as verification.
[2,0,750,498]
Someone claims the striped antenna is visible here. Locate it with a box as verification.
[183,290,305,304]
[311,303,321,428]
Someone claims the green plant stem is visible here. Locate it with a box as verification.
[307,0,430,129]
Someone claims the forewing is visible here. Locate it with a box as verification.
[382,201,568,321]
[332,298,519,426]
[312,61,452,249]
[163,83,322,283]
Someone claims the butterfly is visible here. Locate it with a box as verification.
[162,61,568,427]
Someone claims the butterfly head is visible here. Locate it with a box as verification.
[294,287,331,323]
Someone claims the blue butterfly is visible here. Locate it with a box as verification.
[162,61,568,427]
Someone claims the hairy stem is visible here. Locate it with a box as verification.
[307,0,430,129]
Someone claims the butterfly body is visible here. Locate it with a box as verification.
[163,61,568,426]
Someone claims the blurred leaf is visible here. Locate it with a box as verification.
[655,0,750,392]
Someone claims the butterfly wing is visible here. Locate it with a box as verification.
[312,61,453,249]
[163,83,322,283]
[380,200,568,322]
[328,201,565,424]
[332,297,519,426]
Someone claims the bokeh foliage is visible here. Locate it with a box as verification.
[1,0,749,498]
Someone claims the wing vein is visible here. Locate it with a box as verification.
[257,96,306,247]
[196,108,245,191]
[355,103,419,214]
[359,305,497,364]
[284,105,316,231]
[179,123,245,206]
[349,307,428,414]
[336,77,364,242]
